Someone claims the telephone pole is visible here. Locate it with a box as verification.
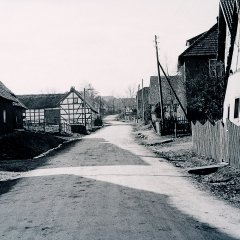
[99,96,102,119]
[136,84,140,123]
[155,35,165,134]
[142,79,144,121]
[84,88,86,127]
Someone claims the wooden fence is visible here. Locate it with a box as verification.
[192,119,240,169]
[24,121,71,134]
[154,117,191,135]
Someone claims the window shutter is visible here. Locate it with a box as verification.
[234,98,240,118]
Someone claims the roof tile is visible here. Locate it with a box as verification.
[179,24,218,61]
[0,81,27,109]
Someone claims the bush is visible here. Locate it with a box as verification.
[94,117,103,126]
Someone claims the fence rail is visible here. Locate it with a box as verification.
[192,119,240,169]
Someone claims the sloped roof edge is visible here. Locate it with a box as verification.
[178,23,218,63]
[57,88,98,113]
[0,81,27,109]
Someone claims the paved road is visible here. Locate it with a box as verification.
[0,116,239,239]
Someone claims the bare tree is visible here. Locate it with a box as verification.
[126,84,136,98]
[40,88,57,94]
[83,83,98,102]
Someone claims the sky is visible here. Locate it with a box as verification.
[0,0,219,97]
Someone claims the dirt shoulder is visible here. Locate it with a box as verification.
[133,122,240,209]
[0,131,66,160]
[0,131,82,172]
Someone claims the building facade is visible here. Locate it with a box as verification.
[136,87,150,122]
[149,76,187,121]
[178,23,224,121]
[18,87,98,133]
[0,81,26,135]
[218,0,240,125]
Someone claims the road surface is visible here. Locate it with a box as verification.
[0,115,239,239]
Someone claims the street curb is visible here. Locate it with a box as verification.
[33,138,81,159]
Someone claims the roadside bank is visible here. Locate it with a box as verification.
[133,122,240,208]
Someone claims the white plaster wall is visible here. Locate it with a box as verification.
[223,71,240,125]
[230,19,240,73]
[225,27,231,70]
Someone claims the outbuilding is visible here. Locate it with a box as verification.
[0,81,27,135]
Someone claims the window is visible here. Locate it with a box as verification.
[3,110,6,123]
[73,98,78,104]
[227,105,230,119]
[209,59,224,77]
[234,98,239,118]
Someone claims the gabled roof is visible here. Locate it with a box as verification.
[59,87,98,113]
[18,94,65,109]
[0,81,27,109]
[186,32,206,46]
[178,23,218,64]
[18,87,98,113]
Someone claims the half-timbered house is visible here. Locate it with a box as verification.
[18,87,98,133]
[59,87,98,130]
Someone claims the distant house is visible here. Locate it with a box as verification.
[101,96,116,114]
[178,23,224,121]
[218,0,240,125]
[0,81,27,135]
[149,76,187,121]
[119,98,137,120]
[136,87,149,121]
[18,87,98,133]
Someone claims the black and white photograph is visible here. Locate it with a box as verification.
[0,0,240,239]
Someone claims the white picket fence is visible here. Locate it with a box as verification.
[192,119,240,169]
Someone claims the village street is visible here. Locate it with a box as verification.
[0,115,239,240]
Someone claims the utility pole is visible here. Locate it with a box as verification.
[155,35,165,134]
[84,88,86,127]
[136,84,140,123]
[142,79,144,121]
[158,61,188,120]
[99,96,102,119]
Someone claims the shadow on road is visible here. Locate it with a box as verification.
[0,174,237,240]
[0,179,20,196]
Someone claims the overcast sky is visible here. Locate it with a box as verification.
[0,0,219,97]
